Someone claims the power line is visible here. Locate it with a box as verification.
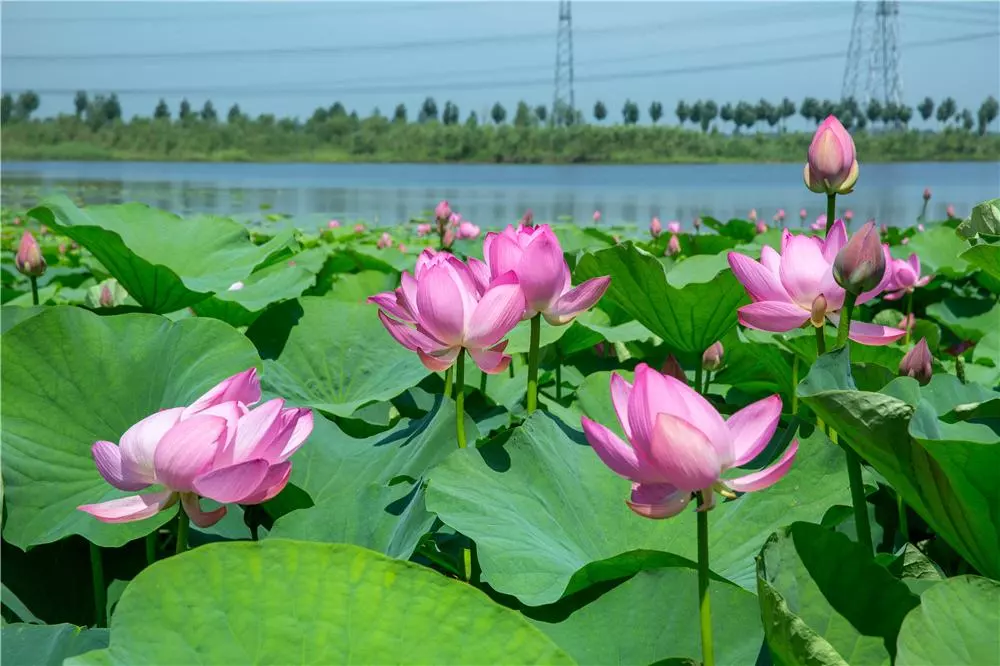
[5,30,994,99]
[2,5,827,62]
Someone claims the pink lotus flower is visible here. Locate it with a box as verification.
[78,369,313,526]
[377,232,393,249]
[650,217,662,238]
[593,210,602,223]
[667,221,682,234]
[435,200,451,221]
[804,115,859,195]
[582,365,798,519]
[702,342,724,371]
[832,220,886,295]
[774,209,786,223]
[369,249,525,373]
[899,338,932,385]
[457,221,481,240]
[328,219,341,229]
[354,224,365,234]
[448,212,461,228]
[748,209,758,221]
[727,222,904,345]
[756,222,769,234]
[482,224,610,325]
[923,188,932,201]
[884,254,932,300]
[666,234,681,257]
[15,231,46,277]
[799,209,808,220]
[946,205,956,219]
[416,223,432,237]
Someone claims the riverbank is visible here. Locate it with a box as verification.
[2,118,997,164]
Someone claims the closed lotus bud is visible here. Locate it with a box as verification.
[702,342,724,371]
[667,221,682,234]
[448,212,461,228]
[15,231,46,277]
[748,208,757,221]
[435,200,451,221]
[666,234,681,256]
[416,223,432,237]
[844,209,854,222]
[99,283,115,308]
[521,209,534,227]
[693,217,702,229]
[799,208,807,220]
[660,354,686,383]
[593,210,602,223]
[833,221,885,295]
[803,115,859,195]
[442,229,455,248]
[354,223,365,233]
[946,204,956,219]
[810,294,828,328]
[756,222,768,234]
[377,232,393,249]
[923,187,931,201]
[650,217,662,238]
[899,338,932,385]
[328,219,341,229]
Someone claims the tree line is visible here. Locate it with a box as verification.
[2,91,998,137]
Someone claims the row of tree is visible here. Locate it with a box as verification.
[2,91,998,137]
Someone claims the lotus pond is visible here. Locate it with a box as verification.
[1,158,999,664]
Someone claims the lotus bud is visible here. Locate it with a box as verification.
[799,208,807,220]
[416,223,432,237]
[593,210,601,223]
[328,219,341,229]
[833,221,885,295]
[748,209,757,221]
[442,228,455,248]
[667,221,682,234]
[435,200,451,222]
[650,217,662,238]
[756,222,768,234]
[899,338,932,385]
[775,208,786,223]
[917,223,925,232]
[15,231,46,277]
[354,223,365,234]
[810,294,828,328]
[521,209,535,227]
[901,237,909,245]
[448,212,461,228]
[377,232,392,249]
[660,354,686,383]
[398,243,407,253]
[666,234,681,256]
[99,283,115,308]
[702,342,724,371]
[844,209,854,222]
[946,205,956,219]
[922,187,931,201]
[693,217,702,230]
[803,115,859,195]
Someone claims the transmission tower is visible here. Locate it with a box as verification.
[841,0,903,108]
[552,0,575,126]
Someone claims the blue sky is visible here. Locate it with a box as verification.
[2,0,998,129]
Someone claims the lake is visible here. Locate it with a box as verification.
[2,161,997,229]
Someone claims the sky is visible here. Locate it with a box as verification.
[2,0,999,130]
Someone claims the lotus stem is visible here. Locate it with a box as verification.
[145,532,156,566]
[898,493,910,544]
[443,367,453,399]
[29,276,39,306]
[845,444,874,554]
[694,364,704,395]
[904,291,914,346]
[835,292,857,349]
[955,355,966,384]
[815,325,827,356]
[456,351,467,449]
[791,356,800,415]
[826,193,837,234]
[90,542,106,627]
[696,492,715,666]
[526,314,541,414]
[175,509,189,555]
[479,371,487,397]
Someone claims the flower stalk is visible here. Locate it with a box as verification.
[456,351,467,449]
[826,193,836,235]
[175,509,189,554]
[526,314,541,414]
[697,491,715,666]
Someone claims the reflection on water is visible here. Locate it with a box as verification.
[2,161,997,229]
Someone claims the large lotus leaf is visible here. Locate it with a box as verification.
[955,197,1000,240]
[701,216,757,242]
[28,195,293,313]
[574,243,746,359]
[2,624,109,666]
[895,576,1000,665]
[268,396,478,558]
[925,297,999,342]
[1,307,260,549]
[798,348,1000,579]
[246,298,430,418]
[425,411,849,606]
[0,305,46,334]
[961,242,1000,280]
[532,567,763,666]
[895,225,972,278]
[757,522,919,666]
[68,540,571,666]
[326,270,398,303]
[192,247,327,326]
